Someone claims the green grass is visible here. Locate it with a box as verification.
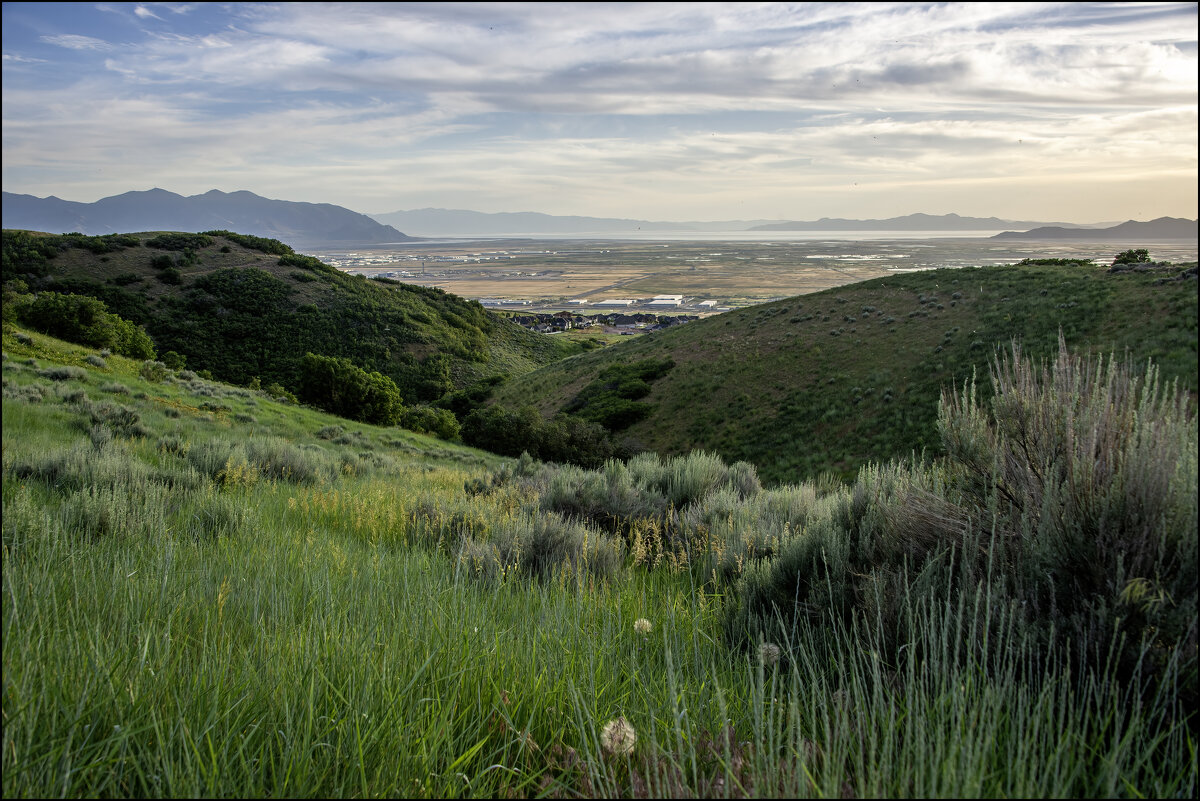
[3,325,1196,798]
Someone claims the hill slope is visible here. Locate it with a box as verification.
[492,259,1198,484]
[2,189,414,249]
[2,229,581,402]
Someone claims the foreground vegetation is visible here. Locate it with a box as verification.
[3,322,1195,797]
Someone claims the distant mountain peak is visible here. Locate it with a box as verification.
[2,189,415,247]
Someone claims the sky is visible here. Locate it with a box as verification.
[2,2,1197,223]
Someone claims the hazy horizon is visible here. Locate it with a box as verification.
[3,2,1196,223]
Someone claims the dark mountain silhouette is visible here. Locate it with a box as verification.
[2,189,414,248]
[992,217,1198,240]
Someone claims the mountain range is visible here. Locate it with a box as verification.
[4,188,1194,243]
[1,189,414,249]
[747,212,1100,232]
[369,208,1103,236]
[991,217,1198,240]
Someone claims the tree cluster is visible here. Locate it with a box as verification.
[298,352,405,426]
[16,291,156,359]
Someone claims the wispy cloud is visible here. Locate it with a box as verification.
[39,34,113,51]
[2,2,1195,221]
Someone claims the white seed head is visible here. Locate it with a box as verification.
[600,716,637,756]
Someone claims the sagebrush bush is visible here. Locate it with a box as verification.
[87,400,151,439]
[245,437,337,484]
[457,511,622,584]
[938,338,1197,683]
[6,441,203,496]
[140,360,169,383]
[3,380,46,404]
[60,482,172,540]
[37,366,88,382]
[727,338,1198,703]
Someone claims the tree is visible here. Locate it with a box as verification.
[1113,248,1151,265]
[19,291,156,359]
[298,352,404,426]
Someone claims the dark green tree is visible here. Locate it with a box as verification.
[298,352,405,426]
[1113,249,1151,265]
[19,292,156,359]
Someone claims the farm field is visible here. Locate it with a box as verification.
[309,236,1200,312]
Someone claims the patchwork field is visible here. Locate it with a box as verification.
[309,236,1200,312]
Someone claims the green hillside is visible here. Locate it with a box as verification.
[1,229,582,403]
[3,315,1194,798]
[492,259,1198,484]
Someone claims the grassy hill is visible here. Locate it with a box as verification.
[1,229,582,403]
[3,321,1195,797]
[492,259,1198,484]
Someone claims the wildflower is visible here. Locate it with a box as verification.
[633,618,652,635]
[600,716,636,756]
[758,642,781,666]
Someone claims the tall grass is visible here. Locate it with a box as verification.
[3,327,1196,797]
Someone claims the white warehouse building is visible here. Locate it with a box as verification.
[648,294,684,307]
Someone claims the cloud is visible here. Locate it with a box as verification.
[2,2,1195,221]
[40,34,113,51]
[3,53,47,64]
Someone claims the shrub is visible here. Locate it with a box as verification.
[298,352,404,426]
[88,400,150,438]
[3,381,46,403]
[245,437,336,484]
[161,351,186,370]
[728,337,1197,703]
[264,382,297,403]
[563,358,674,430]
[60,483,171,540]
[18,292,155,360]
[1112,248,1151,265]
[37,366,88,382]
[938,338,1197,678]
[457,512,623,584]
[140,360,169,383]
[157,435,189,457]
[146,233,213,251]
[202,230,292,255]
[315,425,345,440]
[400,405,461,440]
[278,253,335,274]
[157,267,183,285]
